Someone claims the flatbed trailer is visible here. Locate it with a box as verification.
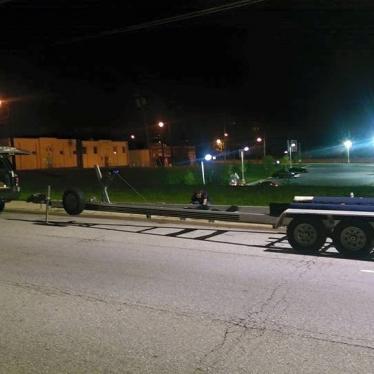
[275,196,374,258]
[56,165,275,225]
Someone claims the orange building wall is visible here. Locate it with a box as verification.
[14,138,77,170]
[128,149,151,167]
[14,138,40,169]
[82,140,129,168]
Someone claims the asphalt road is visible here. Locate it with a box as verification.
[275,163,374,186]
[1,211,374,373]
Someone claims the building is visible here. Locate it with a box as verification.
[2,137,195,169]
[4,137,129,170]
[149,144,196,167]
[81,140,129,168]
[128,149,151,167]
[14,137,77,170]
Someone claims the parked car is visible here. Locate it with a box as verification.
[288,166,308,173]
[0,147,29,211]
[271,169,300,179]
[257,179,280,187]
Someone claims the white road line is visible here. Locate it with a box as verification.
[360,270,374,274]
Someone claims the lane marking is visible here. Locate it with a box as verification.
[360,270,374,273]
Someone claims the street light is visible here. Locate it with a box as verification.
[343,140,352,163]
[130,134,135,140]
[215,138,224,153]
[201,153,212,185]
[157,122,166,166]
[239,147,249,185]
[157,121,173,166]
[256,136,266,157]
[287,140,297,167]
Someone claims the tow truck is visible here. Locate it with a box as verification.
[0,146,29,211]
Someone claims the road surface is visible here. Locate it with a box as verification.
[1,211,374,373]
[287,163,374,186]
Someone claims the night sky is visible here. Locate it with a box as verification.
[1,0,374,156]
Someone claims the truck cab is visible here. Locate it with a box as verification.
[0,147,29,211]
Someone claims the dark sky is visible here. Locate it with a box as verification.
[1,0,374,155]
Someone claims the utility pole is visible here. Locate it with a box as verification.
[135,95,150,148]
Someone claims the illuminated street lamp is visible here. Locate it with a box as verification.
[256,136,266,157]
[157,122,166,166]
[130,134,135,140]
[157,121,174,166]
[343,140,352,164]
[201,153,212,185]
[239,147,249,185]
[215,138,224,153]
[287,140,297,167]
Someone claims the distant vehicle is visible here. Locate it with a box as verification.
[257,180,279,187]
[0,147,29,211]
[288,166,308,174]
[271,170,300,179]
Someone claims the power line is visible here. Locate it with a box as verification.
[58,0,268,45]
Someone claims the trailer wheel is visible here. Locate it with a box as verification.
[287,217,326,253]
[333,220,373,258]
[0,200,5,212]
[62,189,85,215]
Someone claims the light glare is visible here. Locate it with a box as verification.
[343,140,352,149]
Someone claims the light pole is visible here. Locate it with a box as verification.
[224,131,228,160]
[158,122,166,166]
[201,154,212,185]
[343,140,352,163]
[287,140,297,168]
[158,121,173,166]
[135,95,149,148]
[215,138,224,156]
[256,137,266,157]
[239,146,249,185]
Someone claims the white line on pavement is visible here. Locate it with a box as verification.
[360,270,374,273]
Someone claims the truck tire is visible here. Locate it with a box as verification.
[332,219,373,258]
[287,217,326,253]
[62,189,85,215]
[0,200,5,212]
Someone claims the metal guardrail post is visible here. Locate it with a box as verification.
[45,185,51,224]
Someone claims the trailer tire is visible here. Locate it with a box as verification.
[287,217,326,253]
[0,200,5,212]
[333,219,373,258]
[62,189,85,215]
